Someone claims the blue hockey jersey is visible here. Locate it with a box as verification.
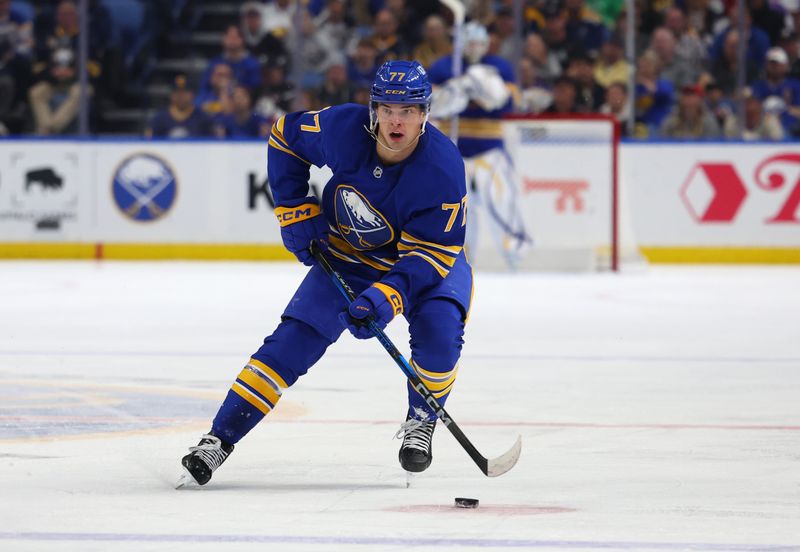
[428,55,518,158]
[267,103,473,316]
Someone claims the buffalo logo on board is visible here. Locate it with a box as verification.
[26,168,63,192]
[0,163,76,231]
[334,185,393,250]
[112,154,177,222]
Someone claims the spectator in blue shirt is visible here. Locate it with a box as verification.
[635,49,675,135]
[0,0,33,56]
[200,25,261,98]
[196,62,234,116]
[347,38,380,88]
[708,6,770,66]
[213,84,270,138]
[561,0,608,56]
[145,74,214,139]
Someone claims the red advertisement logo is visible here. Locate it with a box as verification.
[681,153,800,224]
[523,178,589,212]
[754,153,800,223]
[680,163,748,222]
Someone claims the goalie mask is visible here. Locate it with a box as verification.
[462,22,489,65]
[368,60,432,135]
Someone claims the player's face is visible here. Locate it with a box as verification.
[376,104,425,148]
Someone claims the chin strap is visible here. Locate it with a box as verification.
[363,114,429,154]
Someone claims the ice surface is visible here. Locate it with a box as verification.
[1,261,799,551]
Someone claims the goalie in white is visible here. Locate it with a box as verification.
[428,22,531,269]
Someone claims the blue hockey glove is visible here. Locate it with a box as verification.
[339,283,404,339]
[274,198,327,266]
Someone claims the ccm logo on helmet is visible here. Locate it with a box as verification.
[385,90,406,95]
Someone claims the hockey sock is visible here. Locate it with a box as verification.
[211,358,287,444]
[407,358,458,420]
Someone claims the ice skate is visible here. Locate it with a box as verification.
[396,409,436,473]
[175,433,234,488]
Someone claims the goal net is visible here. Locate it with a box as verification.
[467,114,643,271]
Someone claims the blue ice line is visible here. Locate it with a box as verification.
[0,350,798,364]
[0,532,797,550]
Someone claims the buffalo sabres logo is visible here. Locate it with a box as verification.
[334,185,394,250]
[111,153,177,222]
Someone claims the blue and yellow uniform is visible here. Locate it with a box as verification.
[428,54,517,158]
[209,102,472,445]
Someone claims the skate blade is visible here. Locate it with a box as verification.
[405,471,415,488]
[175,468,198,489]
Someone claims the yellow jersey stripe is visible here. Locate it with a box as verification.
[329,246,391,271]
[507,82,521,108]
[400,231,462,255]
[402,250,449,278]
[435,118,504,139]
[327,237,392,272]
[270,127,289,149]
[465,266,475,323]
[248,358,288,389]
[397,242,458,267]
[350,250,392,272]
[268,137,311,165]
[327,235,396,268]
[273,115,287,143]
[328,247,359,264]
[238,367,281,406]
[231,382,272,415]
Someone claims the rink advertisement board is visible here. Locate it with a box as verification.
[624,144,800,256]
[92,142,333,244]
[0,142,90,241]
[0,138,798,263]
[0,141,332,259]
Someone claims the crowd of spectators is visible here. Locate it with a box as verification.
[2,0,800,140]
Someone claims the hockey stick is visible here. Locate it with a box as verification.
[439,0,465,145]
[309,241,521,477]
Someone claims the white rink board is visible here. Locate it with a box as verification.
[625,144,800,246]
[1,137,799,252]
[0,141,332,243]
[0,142,92,241]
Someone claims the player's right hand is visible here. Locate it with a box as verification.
[274,198,328,266]
[339,284,403,339]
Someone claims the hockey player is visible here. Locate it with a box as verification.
[428,22,530,269]
[177,60,472,487]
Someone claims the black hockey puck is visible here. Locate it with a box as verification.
[454,497,479,508]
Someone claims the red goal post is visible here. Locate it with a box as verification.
[471,112,637,272]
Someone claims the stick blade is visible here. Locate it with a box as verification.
[485,435,522,477]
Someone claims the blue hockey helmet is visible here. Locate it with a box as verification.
[369,60,432,131]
